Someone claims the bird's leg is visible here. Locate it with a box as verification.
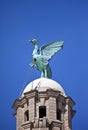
[45,69,47,78]
[41,71,44,77]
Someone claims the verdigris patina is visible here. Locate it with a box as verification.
[29,39,64,78]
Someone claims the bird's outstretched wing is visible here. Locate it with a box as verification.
[40,41,64,61]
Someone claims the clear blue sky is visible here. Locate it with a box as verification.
[0,0,88,130]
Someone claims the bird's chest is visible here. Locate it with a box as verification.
[33,54,37,59]
[33,56,44,71]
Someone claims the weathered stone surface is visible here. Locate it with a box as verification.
[13,89,76,130]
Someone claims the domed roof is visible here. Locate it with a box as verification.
[22,78,66,96]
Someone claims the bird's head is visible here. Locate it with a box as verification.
[28,39,38,45]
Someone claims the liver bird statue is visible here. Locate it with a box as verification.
[29,39,64,78]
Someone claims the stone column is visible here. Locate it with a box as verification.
[42,117,47,127]
[48,97,56,122]
[34,117,39,128]
[16,107,24,130]
[64,98,72,130]
[29,97,35,122]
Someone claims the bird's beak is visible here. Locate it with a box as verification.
[28,40,31,43]
[28,39,38,45]
[28,40,33,44]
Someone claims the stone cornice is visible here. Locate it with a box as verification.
[24,90,37,99]
[46,89,60,98]
[12,89,75,111]
[22,121,32,129]
[51,120,62,128]
[66,96,76,107]
[12,97,27,110]
[12,89,67,110]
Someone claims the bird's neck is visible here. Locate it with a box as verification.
[32,45,38,55]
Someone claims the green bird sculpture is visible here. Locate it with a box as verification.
[29,39,64,79]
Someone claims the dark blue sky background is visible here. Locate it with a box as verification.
[0,0,88,130]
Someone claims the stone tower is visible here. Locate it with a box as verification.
[12,78,76,130]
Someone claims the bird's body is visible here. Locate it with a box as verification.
[29,39,64,78]
[30,51,52,78]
